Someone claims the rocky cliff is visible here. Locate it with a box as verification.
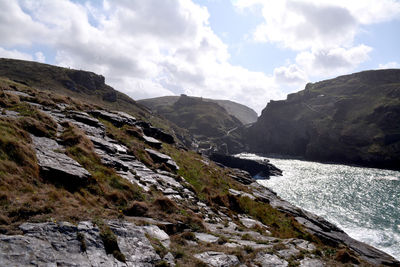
[0,62,398,266]
[247,69,400,170]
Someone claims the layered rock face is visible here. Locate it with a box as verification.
[246,69,400,170]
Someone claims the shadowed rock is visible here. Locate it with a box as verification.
[31,135,91,187]
[145,148,179,171]
[210,153,282,178]
[142,126,175,144]
[143,135,162,149]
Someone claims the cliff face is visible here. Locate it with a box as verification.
[247,69,400,169]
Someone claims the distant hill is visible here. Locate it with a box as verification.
[138,95,258,125]
[246,69,400,170]
[139,94,247,154]
[152,94,243,138]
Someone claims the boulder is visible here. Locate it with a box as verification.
[31,135,91,187]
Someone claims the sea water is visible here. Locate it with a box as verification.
[236,153,400,260]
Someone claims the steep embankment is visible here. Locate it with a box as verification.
[138,95,258,125]
[247,69,400,170]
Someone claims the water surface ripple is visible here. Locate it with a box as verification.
[237,153,400,260]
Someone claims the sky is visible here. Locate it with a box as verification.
[0,0,399,114]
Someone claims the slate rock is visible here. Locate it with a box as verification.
[143,135,163,149]
[300,258,325,267]
[89,136,119,154]
[68,111,104,128]
[254,252,288,267]
[89,110,134,127]
[32,135,91,187]
[145,148,179,171]
[163,252,175,267]
[142,126,175,144]
[194,251,240,267]
[194,232,219,243]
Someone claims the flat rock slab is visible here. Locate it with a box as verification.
[142,225,171,248]
[195,232,219,243]
[68,111,104,128]
[300,258,325,267]
[254,252,288,267]
[194,251,240,267]
[143,136,162,149]
[0,221,161,267]
[229,188,256,200]
[32,135,91,186]
[145,148,179,170]
[89,110,136,127]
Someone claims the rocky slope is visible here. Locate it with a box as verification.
[138,95,258,125]
[0,58,194,148]
[246,69,400,170]
[0,64,398,266]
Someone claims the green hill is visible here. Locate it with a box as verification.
[246,69,400,170]
[138,95,258,125]
[140,94,247,154]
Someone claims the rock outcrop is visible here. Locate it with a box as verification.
[209,153,282,178]
[246,69,400,170]
[0,221,162,266]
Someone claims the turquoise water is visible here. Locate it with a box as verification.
[237,153,400,260]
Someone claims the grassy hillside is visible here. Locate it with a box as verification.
[247,69,400,170]
[0,58,193,147]
[138,95,258,125]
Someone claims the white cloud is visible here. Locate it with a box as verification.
[0,0,285,113]
[296,45,373,76]
[35,51,45,63]
[234,0,397,82]
[273,64,308,85]
[378,61,400,69]
[0,47,32,60]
